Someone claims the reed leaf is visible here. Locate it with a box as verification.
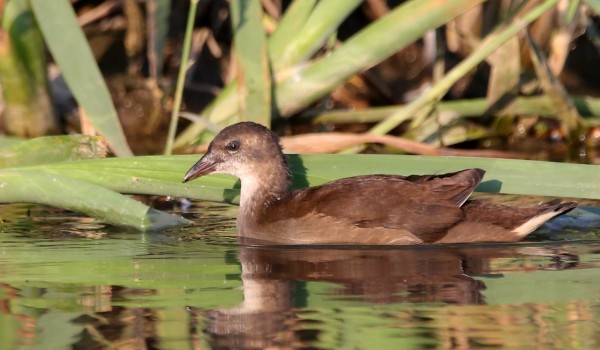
[270,0,363,71]
[29,0,133,156]
[0,134,107,168]
[230,0,271,125]
[0,0,57,136]
[275,0,486,116]
[0,134,182,230]
[0,153,596,229]
[308,95,600,124]
[526,31,582,136]
[29,155,600,204]
[0,170,188,230]
[369,0,559,136]
[584,0,600,14]
[173,0,363,147]
[174,0,486,148]
[268,0,318,65]
[164,0,198,155]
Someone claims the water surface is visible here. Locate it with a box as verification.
[1,200,600,349]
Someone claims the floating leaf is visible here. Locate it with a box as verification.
[0,169,188,230]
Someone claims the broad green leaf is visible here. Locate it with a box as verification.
[230,0,271,125]
[26,155,600,204]
[5,153,597,229]
[29,0,133,156]
[0,136,23,148]
[294,155,600,200]
[0,134,107,168]
[0,169,188,230]
[38,156,239,203]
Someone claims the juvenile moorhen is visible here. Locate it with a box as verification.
[183,122,576,245]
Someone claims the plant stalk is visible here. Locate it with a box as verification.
[164,0,199,155]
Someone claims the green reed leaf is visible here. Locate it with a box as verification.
[29,0,133,156]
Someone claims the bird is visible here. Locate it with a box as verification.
[182,122,577,245]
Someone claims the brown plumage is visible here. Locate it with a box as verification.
[183,122,576,245]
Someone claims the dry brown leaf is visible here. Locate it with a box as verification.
[281,132,520,158]
[282,132,439,154]
[193,132,520,159]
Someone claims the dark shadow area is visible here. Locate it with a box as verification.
[223,182,241,204]
[477,179,503,193]
[483,88,520,119]
[285,154,310,190]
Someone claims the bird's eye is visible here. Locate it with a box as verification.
[225,140,240,152]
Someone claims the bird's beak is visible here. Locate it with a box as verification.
[182,154,219,183]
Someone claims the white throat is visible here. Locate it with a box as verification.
[239,175,263,209]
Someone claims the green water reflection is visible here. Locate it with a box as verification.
[1,203,600,349]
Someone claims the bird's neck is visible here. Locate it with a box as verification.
[237,164,291,227]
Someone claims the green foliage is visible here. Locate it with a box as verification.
[309,96,600,125]
[0,169,187,230]
[164,0,198,155]
[0,0,57,136]
[368,0,561,145]
[1,134,597,229]
[230,0,271,126]
[0,135,186,230]
[170,0,599,152]
[173,0,486,148]
[0,134,107,167]
[31,154,600,204]
[29,0,133,156]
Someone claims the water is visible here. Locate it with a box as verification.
[1,200,600,349]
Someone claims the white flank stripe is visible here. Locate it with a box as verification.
[512,211,560,237]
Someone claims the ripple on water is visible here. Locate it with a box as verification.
[1,199,600,349]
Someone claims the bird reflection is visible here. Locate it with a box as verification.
[193,244,578,349]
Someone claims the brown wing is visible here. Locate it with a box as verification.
[264,169,484,243]
[403,168,485,205]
